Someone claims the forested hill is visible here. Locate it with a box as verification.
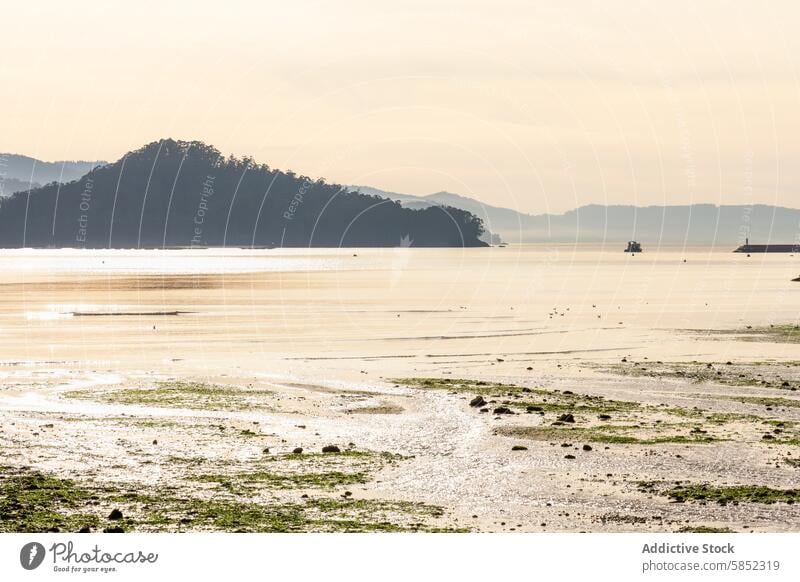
[0,139,486,248]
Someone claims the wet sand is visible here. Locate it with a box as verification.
[1,246,799,532]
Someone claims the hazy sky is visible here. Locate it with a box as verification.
[3,1,800,213]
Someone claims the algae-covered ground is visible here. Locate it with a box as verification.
[0,464,450,533]
[3,358,800,534]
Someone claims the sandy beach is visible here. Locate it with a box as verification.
[2,245,799,532]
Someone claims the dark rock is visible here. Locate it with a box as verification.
[103,527,125,533]
[598,414,611,420]
[582,444,592,451]
[152,439,158,445]
[564,454,576,459]
[557,413,575,423]
[292,447,304,454]
[78,526,91,533]
[322,445,340,453]
[526,405,543,412]
[511,445,528,451]
[469,395,487,408]
[108,509,124,520]
[493,406,513,415]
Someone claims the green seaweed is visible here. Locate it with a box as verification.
[65,381,275,411]
[640,481,800,504]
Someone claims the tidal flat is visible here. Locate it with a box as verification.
[2,246,800,532]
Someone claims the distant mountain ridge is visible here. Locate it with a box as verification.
[354,186,800,246]
[0,139,486,248]
[0,153,105,195]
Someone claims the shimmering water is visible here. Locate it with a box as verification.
[1,246,798,378]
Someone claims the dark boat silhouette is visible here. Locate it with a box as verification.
[625,241,642,253]
[734,238,800,253]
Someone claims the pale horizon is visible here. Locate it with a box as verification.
[3,1,800,213]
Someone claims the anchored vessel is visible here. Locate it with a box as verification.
[733,238,800,253]
[625,241,642,253]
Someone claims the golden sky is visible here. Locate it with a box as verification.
[3,0,799,213]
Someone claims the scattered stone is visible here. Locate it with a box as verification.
[598,414,611,420]
[511,445,528,451]
[103,527,125,533]
[108,509,124,521]
[557,413,575,423]
[582,444,592,451]
[564,454,576,459]
[322,445,341,453]
[469,395,487,407]
[493,406,513,415]
[78,526,91,533]
[152,439,158,445]
[292,447,304,454]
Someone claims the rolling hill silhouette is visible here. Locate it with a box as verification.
[0,139,486,248]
